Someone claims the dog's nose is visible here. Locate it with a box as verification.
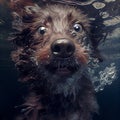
[51,39,75,58]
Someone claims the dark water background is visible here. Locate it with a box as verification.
[0,1,120,120]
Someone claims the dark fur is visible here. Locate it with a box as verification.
[10,0,99,120]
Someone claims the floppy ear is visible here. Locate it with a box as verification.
[10,0,40,30]
[10,0,40,14]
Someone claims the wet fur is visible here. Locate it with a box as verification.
[10,1,99,120]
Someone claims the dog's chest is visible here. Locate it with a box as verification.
[42,95,80,113]
[19,95,81,120]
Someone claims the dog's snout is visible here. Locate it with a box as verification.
[51,39,75,58]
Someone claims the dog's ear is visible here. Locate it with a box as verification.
[10,0,40,14]
[10,0,40,30]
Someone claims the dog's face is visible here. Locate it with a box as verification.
[11,1,93,95]
[32,5,90,76]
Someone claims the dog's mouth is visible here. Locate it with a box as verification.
[45,57,80,76]
[56,67,71,75]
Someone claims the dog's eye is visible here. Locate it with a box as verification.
[73,23,82,32]
[38,26,46,35]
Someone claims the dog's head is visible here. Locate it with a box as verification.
[10,0,96,95]
[34,4,90,74]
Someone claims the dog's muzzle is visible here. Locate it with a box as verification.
[42,39,79,76]
[51,39,75,58]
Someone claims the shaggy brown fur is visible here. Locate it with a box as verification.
[10,0,99,120]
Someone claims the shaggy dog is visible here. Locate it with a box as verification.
[10,0,99,120]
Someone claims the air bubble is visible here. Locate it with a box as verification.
[88,57,117,92]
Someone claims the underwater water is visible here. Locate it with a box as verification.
[0,0,120,120]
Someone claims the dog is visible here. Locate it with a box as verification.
[10,0,99,120]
